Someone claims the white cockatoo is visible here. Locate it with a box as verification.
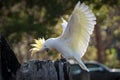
[30,1,96,71]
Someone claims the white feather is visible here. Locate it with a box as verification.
[31,1,96,72]
[59,1,96,57]
[61,17,68,36]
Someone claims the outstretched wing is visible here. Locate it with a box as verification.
[59,1,96,57]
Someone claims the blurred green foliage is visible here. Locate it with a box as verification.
[0,0,120,68]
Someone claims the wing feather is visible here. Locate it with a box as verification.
[61,18,68,36]
[59,1,96,57]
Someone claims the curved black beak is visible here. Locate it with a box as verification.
[45,48,49,52]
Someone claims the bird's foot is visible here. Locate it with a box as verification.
[60,58,67,62]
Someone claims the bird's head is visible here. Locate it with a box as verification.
[30,38,54,56]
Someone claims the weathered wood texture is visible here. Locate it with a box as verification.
[16,59,71,80]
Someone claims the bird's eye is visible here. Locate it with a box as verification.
[44,45,49,52]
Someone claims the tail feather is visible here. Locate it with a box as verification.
[77,59,89,72]
[74,56,89,72]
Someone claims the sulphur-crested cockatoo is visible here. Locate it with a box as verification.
[30,1,96,71]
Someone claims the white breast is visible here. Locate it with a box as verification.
[54,39,74,59]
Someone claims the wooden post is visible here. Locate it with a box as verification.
[0,35,72,80]
[16,59,71,80]
[0,35,90,80]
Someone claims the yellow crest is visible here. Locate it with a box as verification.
[30,38,45,56]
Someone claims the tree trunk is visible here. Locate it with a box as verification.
[0,35,3,80]
[95,24,104,63]
[0,35,21,80]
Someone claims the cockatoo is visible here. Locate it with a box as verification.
[30,1,96,71]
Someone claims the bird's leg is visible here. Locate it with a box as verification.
[60,54,67,62]
[60,54,64,58]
